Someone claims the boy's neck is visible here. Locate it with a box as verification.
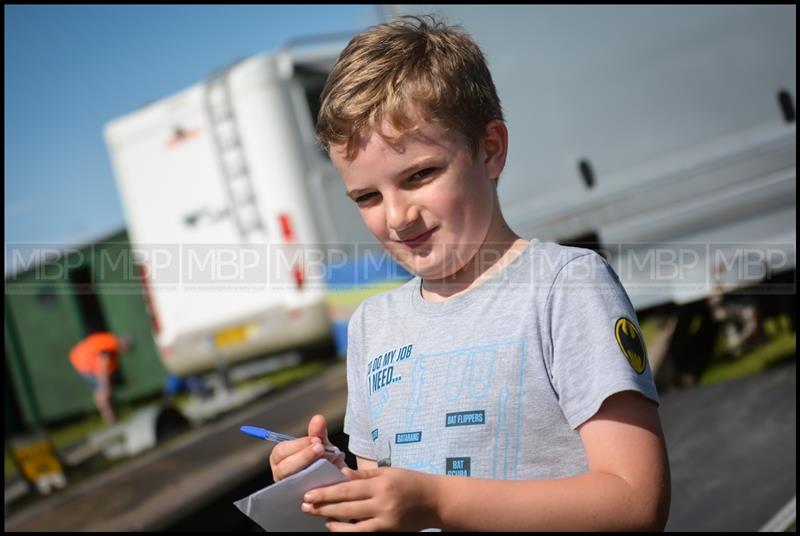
[420,216,527,303]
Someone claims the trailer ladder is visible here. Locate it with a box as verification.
[205,73,267,243]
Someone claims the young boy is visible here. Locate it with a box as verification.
[270,15,670,531]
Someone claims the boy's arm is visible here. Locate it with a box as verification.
[303,391,670,531]
[433,390,670,531]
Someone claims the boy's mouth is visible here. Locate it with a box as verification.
[398,226,438,248]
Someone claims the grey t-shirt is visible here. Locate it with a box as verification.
[344,240,658,480]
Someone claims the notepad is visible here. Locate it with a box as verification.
[234,458,348,532]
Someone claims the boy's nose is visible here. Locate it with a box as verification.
[385,193,420,233]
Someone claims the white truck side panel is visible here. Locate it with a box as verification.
[106,83,241,347]
[105,54,332,375]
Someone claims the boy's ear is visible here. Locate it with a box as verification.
[482,120,508,181]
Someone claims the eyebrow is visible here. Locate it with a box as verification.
[346,157,441,199]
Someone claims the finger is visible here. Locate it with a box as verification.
[304,480,370,505]
[301,498,374,521]
[341,467,360,480]
[324,449,348,469]
[271,439,325,481]
[325,518,381,532]
[308,414,345,462]
[269,436,310,465]
[343,467,383,480]
[307,414,329,443]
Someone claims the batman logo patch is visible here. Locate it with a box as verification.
[614,317,647,374]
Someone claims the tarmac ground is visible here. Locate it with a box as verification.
[660,359,796,531]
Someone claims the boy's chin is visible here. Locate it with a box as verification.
[397,256,470,282]
[388,243,482,281]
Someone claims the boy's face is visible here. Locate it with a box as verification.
[330,115,506,280]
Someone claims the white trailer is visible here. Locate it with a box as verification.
[104,37,379,376]
[385,5,796,311]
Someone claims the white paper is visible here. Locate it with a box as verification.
[234,458,348,532]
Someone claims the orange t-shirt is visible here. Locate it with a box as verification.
[69,333,120,376]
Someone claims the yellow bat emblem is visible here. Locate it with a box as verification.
[615,318,647,374]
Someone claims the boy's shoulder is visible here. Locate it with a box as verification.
[504,239,606,284]
[530,241,618,289]
[530,241,605,272]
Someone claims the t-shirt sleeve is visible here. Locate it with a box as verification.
[544,251,660,430]
[343,303,376,460]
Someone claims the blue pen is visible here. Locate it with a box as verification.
[240,425,342,455]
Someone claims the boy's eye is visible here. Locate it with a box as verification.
[410,167,436,181]
[354,192,378,205]
[352,168,438,206]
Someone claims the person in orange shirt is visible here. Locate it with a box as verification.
[69,332,132,425]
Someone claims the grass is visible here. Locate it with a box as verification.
[699,331,796,385]
[638,316,662,351]
[5,451,18,481]
[231,357,329,391]
[325,281,409,309]
[639,310,796,389]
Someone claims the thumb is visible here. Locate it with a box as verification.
[307,414,330,443]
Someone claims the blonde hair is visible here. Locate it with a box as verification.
[315,15,504,159]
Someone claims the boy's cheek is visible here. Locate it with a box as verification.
[362,215,389,241]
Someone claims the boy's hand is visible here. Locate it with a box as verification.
[300,466,439,531]
[269,414,346,481]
